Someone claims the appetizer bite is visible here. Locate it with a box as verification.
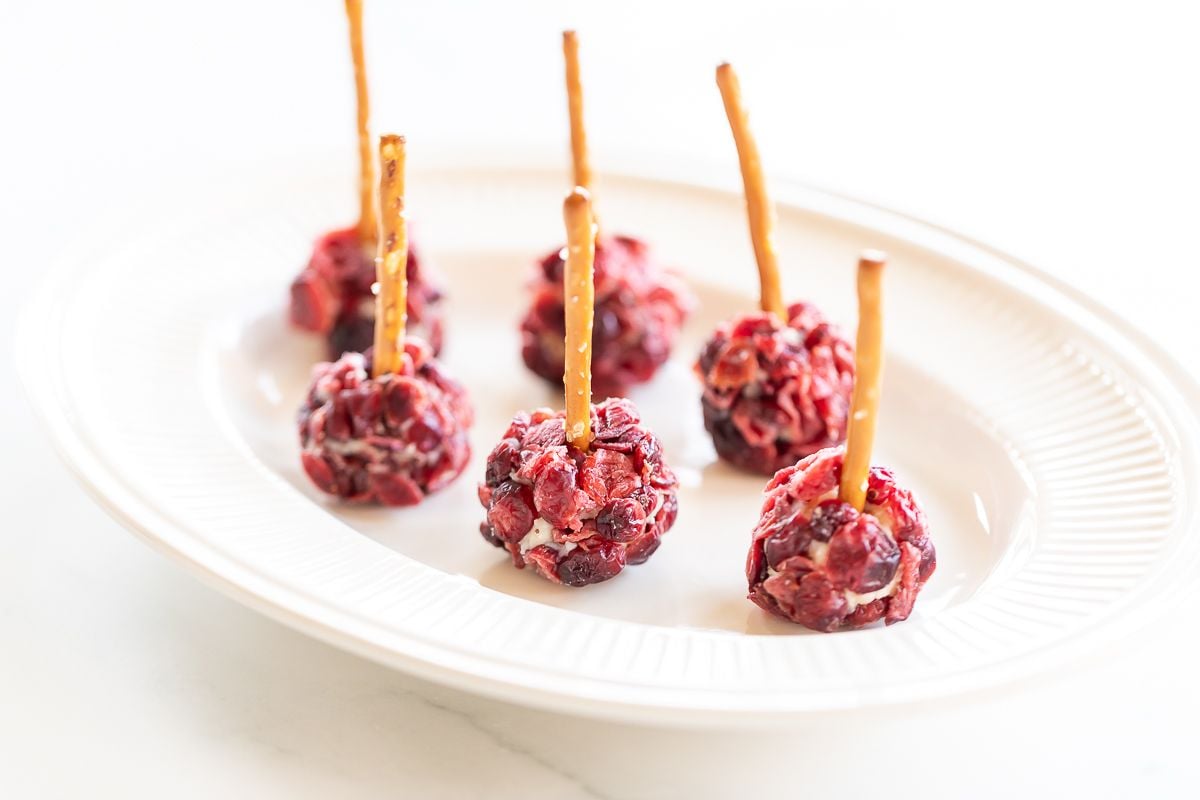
[299,136,471,506]
[520,31,692,398]
[289,0,445,358]
[481,189,680,586]
[746,253,935,631]
[695,63,855,475]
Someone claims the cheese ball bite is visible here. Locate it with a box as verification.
[478,398,679,585]
[696,301,854,475]
[521,235,691,398]
[298,341,471,506]
[745,251,935,631]
[290,227,445,358]
[745,447,935,630]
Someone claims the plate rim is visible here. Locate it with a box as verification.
[17,148,1200,727]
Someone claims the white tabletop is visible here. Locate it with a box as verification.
[3,1,1199,797]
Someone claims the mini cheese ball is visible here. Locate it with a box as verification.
[482,188,679,586]
[520,31,693,397]
[298,134,471,507]
[521,235,691,398]
[746,251,936,631]
[699,63,856,475]
[696,301,854,475]
[746,447,935,630]
[290,227,445,358]
[286,0,445,360]
[298,341,471,506]
[478,398,679,585]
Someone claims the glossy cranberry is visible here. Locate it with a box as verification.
[825,514,901,593]
[533,459,584,529]
[809,499,857,542]
[595,497,647,542]
[770,571,849,633]
[486,483,535,544]
[557,540,627,586]
[484,438,522,488]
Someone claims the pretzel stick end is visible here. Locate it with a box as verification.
[372,134,408,378]
[562,187,596,449]
[563,30,594,198]
[716,62,784,319]
[839,250,888,510]
[346,0,376,249]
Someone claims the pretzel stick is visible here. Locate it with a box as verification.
[716,62,785,319]
[563,31,594,196]
[372,135,408,378]
[346,0,376,248]
[563,188,596,449]
[839,250,887,511]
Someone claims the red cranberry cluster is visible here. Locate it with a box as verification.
[298,340,472,506]
[696,302,855,475]
[478,398,680,586]
[289,226,445,359]
[746,447,936,631]
[520,235,692,398]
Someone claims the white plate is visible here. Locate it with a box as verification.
[18,154,1200,727]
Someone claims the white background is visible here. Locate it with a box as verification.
[2,1,1199,797]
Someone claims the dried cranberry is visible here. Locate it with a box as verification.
[484,438,521,488]
[580,449,640,503]
[623,527,662,565]
[763,527,812,571]
[300,452,337,494]
[408,409,446,453]
[533,459,581,529]
[825,514,901,593]
[885,542,924,624]
[655,492,679,531]
[808,499,856,542]
[382,379,420,426]
[369,472,424,507]
[486,483,535,544]
[768,571,848,633]
[479,521,505,549]
[595,498,647,542]
[557,541,626,586]
[289,270,337,332]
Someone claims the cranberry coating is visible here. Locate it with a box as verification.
[289,226,445,359]
[746,447,936,631]
[298,340,472,506]
[478,398,679,586]
[696,302,855,476]
[520,235,692,398]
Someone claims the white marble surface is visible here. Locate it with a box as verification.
[3,1,1199,796]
